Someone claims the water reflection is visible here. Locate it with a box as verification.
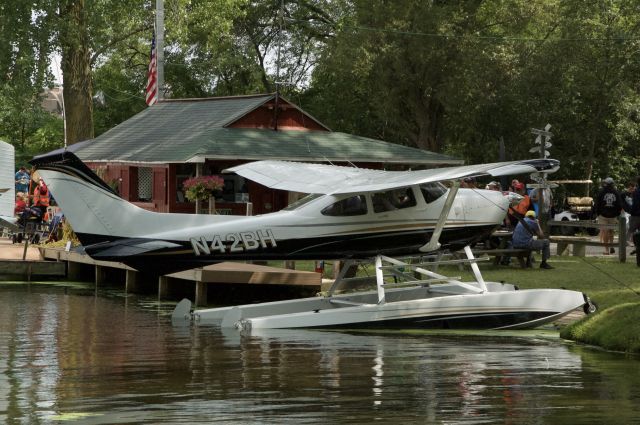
[0,285,638,424]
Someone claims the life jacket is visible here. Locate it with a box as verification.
[33,184,50,207]
[509,194,531,216]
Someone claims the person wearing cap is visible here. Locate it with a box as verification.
[512,210,553,269]
[507,182,532,228]
[595,177,624,255]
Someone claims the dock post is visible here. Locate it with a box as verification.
[95,265,108,286]
[158,276,169,300]
[67,260,83,281]
[125,270,140,293]
[195,281,207,307]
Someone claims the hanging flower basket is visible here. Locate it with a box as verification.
[183,175,224,202]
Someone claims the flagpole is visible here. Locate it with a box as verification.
[155,0,164,101]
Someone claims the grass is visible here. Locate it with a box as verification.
[560,302,640,353]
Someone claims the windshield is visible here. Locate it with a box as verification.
[282,193,323,211]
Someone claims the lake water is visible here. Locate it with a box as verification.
[0,282,638,424]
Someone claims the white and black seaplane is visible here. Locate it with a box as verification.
[0,188,19,232]
[30,150,594,331]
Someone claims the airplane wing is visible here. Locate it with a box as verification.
[225,159,560,194]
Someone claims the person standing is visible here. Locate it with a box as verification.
[512,210,553,269]
[32,178,50,219]
[15,166,30,194]
[595,177,624,255]
[628,176,640,255]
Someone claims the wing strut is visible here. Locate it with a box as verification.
[419,181,460,253]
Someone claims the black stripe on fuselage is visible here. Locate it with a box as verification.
[77,224,497,274]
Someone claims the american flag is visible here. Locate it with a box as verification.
[145,33,158,106]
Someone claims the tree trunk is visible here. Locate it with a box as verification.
[59,0,94,145]
[414,95,444,153]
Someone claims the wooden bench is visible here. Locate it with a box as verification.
[549,236,619,257]
[475,248,533,268]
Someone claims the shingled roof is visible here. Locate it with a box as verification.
[74,94,462,166]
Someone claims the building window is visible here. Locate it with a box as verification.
[175,164,194,203]
[138,167,152,201]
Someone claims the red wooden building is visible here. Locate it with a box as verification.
[71,94,461,215]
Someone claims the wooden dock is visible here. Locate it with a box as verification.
[33,246,321,306]
[0,259,66,280]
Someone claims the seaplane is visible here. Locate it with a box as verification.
[30,150,594,331]
[0,188,19,232]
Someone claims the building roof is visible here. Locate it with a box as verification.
[74,94,462,166]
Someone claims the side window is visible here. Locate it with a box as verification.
[321,195,368,216]
[138,167,152,202]
[420,182,447,204]
[372,188,417,213]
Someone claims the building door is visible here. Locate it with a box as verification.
[153,168,168,212]
[119,169,129,199]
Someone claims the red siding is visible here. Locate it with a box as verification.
[229,100,328,131]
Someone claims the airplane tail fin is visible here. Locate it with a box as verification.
[0,140,16,219]
[30,150,162,246]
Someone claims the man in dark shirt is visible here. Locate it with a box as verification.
[628,176,640,254]
[595,177,624,255]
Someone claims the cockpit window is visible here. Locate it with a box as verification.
[420,182,447,204]
[321,195,368,216]
[372,187,417,213]
[282,193,323,211]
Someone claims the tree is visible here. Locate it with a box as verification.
[58,0,94,144]
[306,0,640,185]
[0,0,60,161]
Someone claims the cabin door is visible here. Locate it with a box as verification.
[153,168,168,212]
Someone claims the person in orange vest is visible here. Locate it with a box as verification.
[507,182,532,228]
[32,178,50,219]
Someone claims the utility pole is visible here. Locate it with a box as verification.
[156,0,165,101]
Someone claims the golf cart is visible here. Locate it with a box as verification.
[549,180,599,236]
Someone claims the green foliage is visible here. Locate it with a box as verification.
[182,175,224,201]
[3,0,640,183]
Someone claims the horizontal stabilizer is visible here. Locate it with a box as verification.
[0,215,19,232]
[85,238,183,259]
